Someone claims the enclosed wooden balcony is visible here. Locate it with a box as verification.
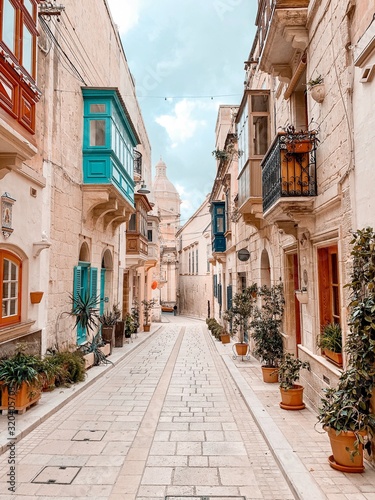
[125,193,153,268]
[261,132,317,230]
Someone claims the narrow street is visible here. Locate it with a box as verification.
[1,316,375,499]
[0,318,292,499]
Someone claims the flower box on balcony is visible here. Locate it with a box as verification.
[286,140,313,154]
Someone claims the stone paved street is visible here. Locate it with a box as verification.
[1,316,375,499]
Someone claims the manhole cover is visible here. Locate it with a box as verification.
[72,430,106,441]
[32,466,81,484]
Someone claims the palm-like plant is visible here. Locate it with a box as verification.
[69,292,99,337]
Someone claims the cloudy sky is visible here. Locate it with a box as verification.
[107,0,257,222]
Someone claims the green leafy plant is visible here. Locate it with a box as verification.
[124,313,135,338]
[223,284,258,343]
[69,292,99,337]
[278,353,310,390]
[306,74,323,90]
[141,299,156,326]
[131,301,140,331]
[318,227,375,460]
[52,350,86,386]
[99,309,118,326]
[0,352,42,392]
[79,332,112,366]
[317,322,342,353]
[251,282,285,367]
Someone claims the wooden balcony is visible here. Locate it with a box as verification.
[261,132,317,233]
[237,158,263,228]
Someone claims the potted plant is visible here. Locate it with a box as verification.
[223,284,257,357]
[69,292,99,343]
[317,227,375,472]
[306,75,325,103]
[112,304,125,348]
[131,301,140,334]
[251,282,284,382]
[0,351,44,413]
[79,332,113,367]
[281,124,319,154]
[317,322,343,366]
[124,313,135,341]
[99,309,118,352]
[141,298,156,332]
[278,353,310,410]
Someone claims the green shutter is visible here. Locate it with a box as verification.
[73,266,86,345]
[90,267,98,299]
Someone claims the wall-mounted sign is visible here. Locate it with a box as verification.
[2,192,16,239]
[237,248,250,262]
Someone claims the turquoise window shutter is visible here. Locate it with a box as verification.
[90,267,98,300]
[100,268,106,315]
[73,266,86,345]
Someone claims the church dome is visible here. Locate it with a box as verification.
[152,159,181,214]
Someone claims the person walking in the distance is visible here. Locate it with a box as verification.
[173,305,177,316]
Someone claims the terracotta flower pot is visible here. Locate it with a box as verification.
[234,343,248,356]
[30,291,44,304]
[143,324,150,332]
[261,366,279,383]
[279,384,305,410]
[0,382,41,414]
[324,349,343,367]
[286,140,312,154]
[220,333,231,344]
[325,426,365,472]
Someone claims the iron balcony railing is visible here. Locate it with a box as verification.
[133,150,142,179]
[261,133,317,214]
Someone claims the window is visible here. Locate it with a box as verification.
[196,248,198,274]
[0,250,21,327]
[147,229,153,242]
[318,245,340,327]
[0,0,38,78]
[90,120,106,146]
[128,213,136,231]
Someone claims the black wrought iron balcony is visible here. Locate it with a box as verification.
[261,132,317,214]
[133,150,142,181]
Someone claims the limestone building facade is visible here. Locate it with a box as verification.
[208,0,375,410]
[176,195,212,319]
[0,0,156,353]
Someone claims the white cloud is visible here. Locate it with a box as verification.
[107,0,143,35]
[155,99,207,147]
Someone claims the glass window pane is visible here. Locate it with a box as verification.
[90,120,106,146]
[216,207,224,215]
[90,104,106,113]
[331,253,338,284]
[3,259,9,279]
[217,217,224,233]
[3,0,16,53]
[251,94,269,112]
[9,299,16,316]
[10,282,17,297]
[23,0,33,16]
[3,282,8,298]
[10,261,17,281]
[22,24,33,75]
[253,115,268,155]
[2,300,7,316]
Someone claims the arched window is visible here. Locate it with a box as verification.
[0,250,22,327]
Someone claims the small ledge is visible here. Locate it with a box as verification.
[33,240,52,257]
